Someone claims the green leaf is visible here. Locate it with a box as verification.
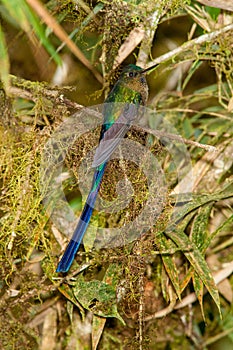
[58,283,85,319]
[209,214,233,251]
[182,60,202,91]
[1,0,61,65]
[205,6,220,20]
[191,204,213,252]
[0,24,10,91]
[171,181,233,227]
[189,204,213,320]
[22,1,61,65]
[165,228,221,316]
[183,117,194,139]
[1,0,31,32]
[92,315,106,350]
[192,271,205,321]
[157,233,181,298]
[73,265,125,324]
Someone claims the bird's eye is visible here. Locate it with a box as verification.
[128,71,135,78]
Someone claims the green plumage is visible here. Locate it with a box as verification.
[56,64,149,272]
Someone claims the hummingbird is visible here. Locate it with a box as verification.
[56,63,158,273]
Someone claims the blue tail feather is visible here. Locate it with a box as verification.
[56,164,106,272]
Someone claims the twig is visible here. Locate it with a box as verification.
[144,286,176,321]
[144,23,233,68]
[138,272,144,350]
[8,85,84,111]
[159,107,232,121]
[137,9,161,66]
[7,83,217,152]
[133,125,217,152]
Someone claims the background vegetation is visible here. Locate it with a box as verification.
[0,0,233,349]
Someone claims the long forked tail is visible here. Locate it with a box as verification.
[56,164,106,273]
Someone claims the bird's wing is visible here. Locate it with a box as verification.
[92,104,138,168]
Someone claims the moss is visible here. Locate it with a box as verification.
[0,1,233,349]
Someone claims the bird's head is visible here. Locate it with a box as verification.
[118,63,158,104]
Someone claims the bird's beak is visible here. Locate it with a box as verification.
[140,63,159,74]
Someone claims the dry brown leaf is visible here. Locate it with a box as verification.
[218,279,233,302]
[173,140,233,194]
[196,0,233,12]
[41,308,57,350]
[92,316,106,350]
[228,96,233,112]
[113,26,145,69]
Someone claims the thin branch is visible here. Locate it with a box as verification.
[159,107,232,121]
[133,125,217,152]
[137,9,161,66]
[8,83,217,152]
[8,86,84,111]
[145,23,233,68]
